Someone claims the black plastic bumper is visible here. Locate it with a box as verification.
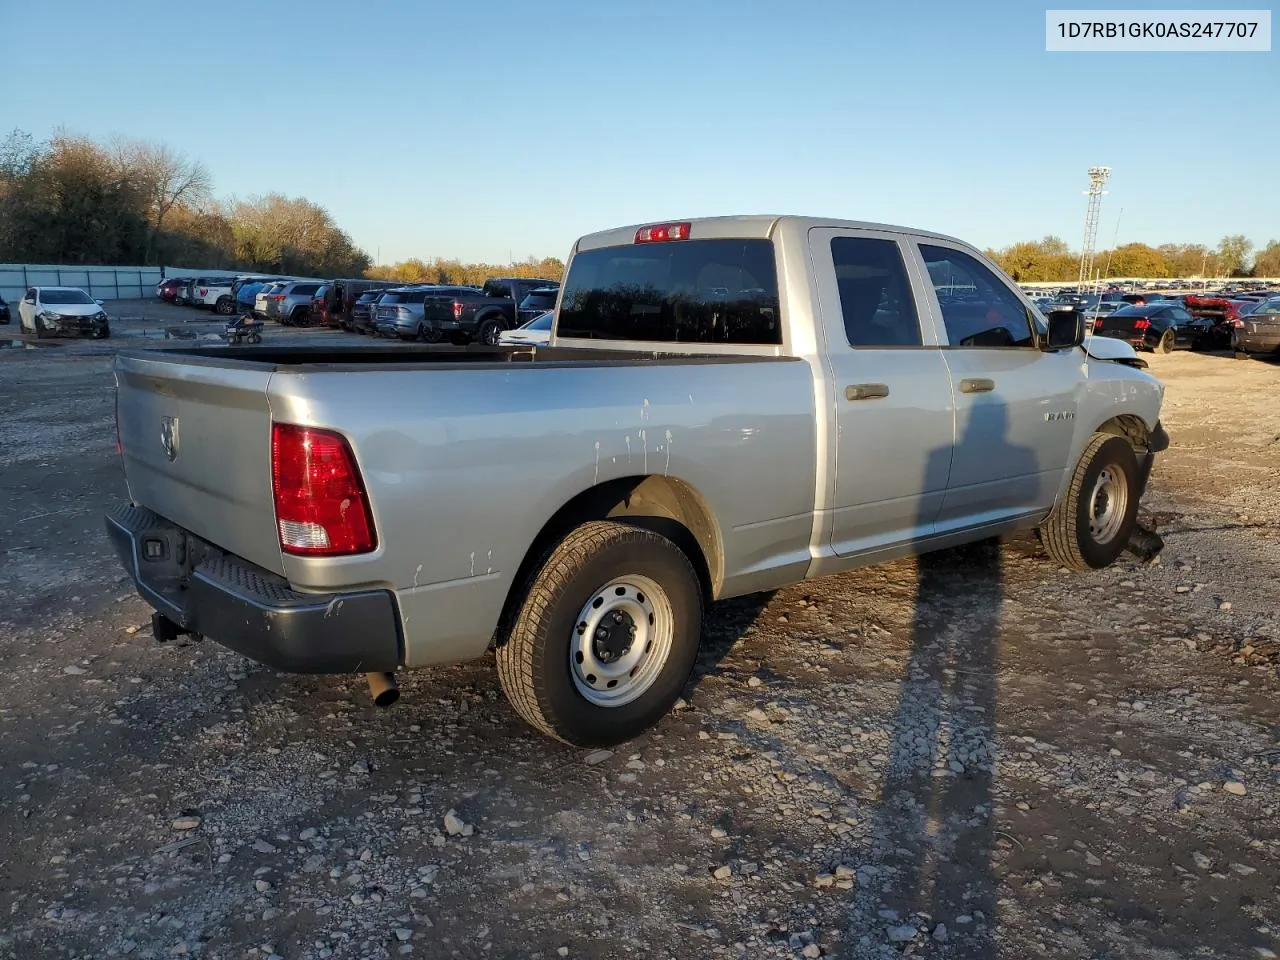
[105,504,403,674]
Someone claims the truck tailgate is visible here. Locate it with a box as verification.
[115,353,285,575]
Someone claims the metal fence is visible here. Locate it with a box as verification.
[0,263,165,306]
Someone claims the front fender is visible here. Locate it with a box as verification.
[1054,360,1166,505]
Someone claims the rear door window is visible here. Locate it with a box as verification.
[292,283,321,296]
[557,238,781,344]
[830,237,922,347]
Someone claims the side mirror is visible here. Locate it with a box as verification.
[94,298,105,305]
[1043,308,1085,351]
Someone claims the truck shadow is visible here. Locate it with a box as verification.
[845,396,1034,956]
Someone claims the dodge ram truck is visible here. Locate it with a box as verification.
[106,215,1168,747]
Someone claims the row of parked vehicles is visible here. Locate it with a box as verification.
[1021,287,1280,358]
[157,274,561,346]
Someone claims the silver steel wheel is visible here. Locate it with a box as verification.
[569,574,674,708]
[1089,464,1129,545]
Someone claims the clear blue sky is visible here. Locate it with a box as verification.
[4,0,1276,264]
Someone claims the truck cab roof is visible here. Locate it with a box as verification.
[574,215,973,252]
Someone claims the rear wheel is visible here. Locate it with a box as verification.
[496,521,703,746]
[477,317,505,346]
[1157,329,1174,354]
[291,308,310,327]
[1039,433,1141,571]
[417,322,443,343]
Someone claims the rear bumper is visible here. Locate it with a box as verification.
[105,504,403,674]
[1237,330,1280,354]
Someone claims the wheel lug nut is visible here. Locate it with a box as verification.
[596,628,608,639]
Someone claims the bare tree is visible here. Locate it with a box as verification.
[112,138,212,264]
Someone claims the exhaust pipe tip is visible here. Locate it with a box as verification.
[365,671,399,708]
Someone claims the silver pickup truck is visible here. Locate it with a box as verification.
[106,215,1168,747]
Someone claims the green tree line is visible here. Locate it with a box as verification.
[987,234,1280,283]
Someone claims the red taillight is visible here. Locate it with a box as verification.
[1133,319,1151,330]
[271,294,286,302]
[452,301,464,319]
[270,424,376,556]
[635,222,691,243]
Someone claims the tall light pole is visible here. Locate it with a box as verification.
[1078,166,1111,291]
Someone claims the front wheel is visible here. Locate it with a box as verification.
[496,521,703,746]
[1039,433,1141,571]
[476,317,505,346]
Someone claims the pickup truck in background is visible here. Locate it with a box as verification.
[420,276,559,345]
[106,215,1167,747]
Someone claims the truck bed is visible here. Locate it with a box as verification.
[112,343,817,668]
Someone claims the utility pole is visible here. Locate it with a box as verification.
[1077,167,1111,291]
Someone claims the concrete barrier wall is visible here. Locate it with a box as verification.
[0,263,164,305]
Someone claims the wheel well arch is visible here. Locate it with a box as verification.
[1094,414,1151,451]
[498,475,723,634]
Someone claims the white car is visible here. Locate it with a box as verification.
[498,310,552,346]
[17,286,111,339]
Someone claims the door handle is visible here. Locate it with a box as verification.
[959,378,995,394]
[845,383,889,401]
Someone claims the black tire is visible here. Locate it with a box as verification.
[215,297,235,316]
[476,317,505,346]
[1039,433,1141,571]
[248,333,261,344]
[496,521,703,747]
[1157,329,1174,354]
[291,308,310,327]
[417,322,443,343]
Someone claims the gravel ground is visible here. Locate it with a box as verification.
[1,305,1278,960]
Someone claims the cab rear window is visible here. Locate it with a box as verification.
[557,238,781,344]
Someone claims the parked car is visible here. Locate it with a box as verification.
[349,288,388,334]
[420,277,559,345]
[1122,292,1163,305]
[106,215,1167,746]
[178,276,232,308]
[156,278,190,303]
[0,294,9,324]
[265,281,326,325]
[1082,300,1124,333]
[253,282,287,320]
[375,286,483,340]
[190,277,241,314]
[325,279,403,331]
[310,284,333,327]
[16,286,110,338]
[1233,296,1280,358]
[1183,294,1248,349]
[497,310,552,346]
[517,287,560,325]
[1091,302,1215,352]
